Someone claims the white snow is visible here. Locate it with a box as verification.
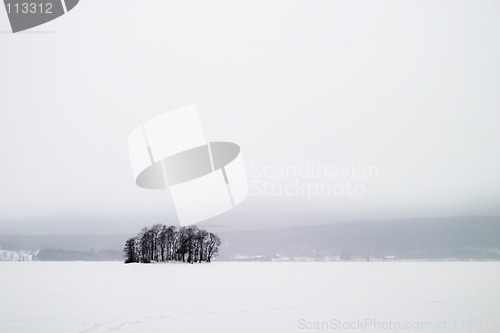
[1,262,499,333]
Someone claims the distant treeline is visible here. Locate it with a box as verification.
[37,248,122,261]
[124,224,221,264]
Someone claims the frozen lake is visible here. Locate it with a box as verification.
[1,262,499,332]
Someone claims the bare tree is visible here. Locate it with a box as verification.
[158,225,167,262]
[166,226,176,261]
[177,227,188,262]
[196,229,208,263]
[150,224,162,262]
[205,233,221,263]
[138,227,151,263]
[124,237,137,263]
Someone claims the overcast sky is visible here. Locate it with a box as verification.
[1,0,499,233]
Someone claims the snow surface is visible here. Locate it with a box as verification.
[1,262,499,333]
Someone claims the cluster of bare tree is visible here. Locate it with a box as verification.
[123,224,221,264]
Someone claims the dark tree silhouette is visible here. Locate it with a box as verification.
[123,224,221,264]
[123,237,137,263]
[205,233,221,263]
[158,225,167,262]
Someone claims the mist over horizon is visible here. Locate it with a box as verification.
[2,214,500,236]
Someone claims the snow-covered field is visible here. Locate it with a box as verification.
[1,262,499,333]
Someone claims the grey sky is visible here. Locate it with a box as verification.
[1,0,499,233]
